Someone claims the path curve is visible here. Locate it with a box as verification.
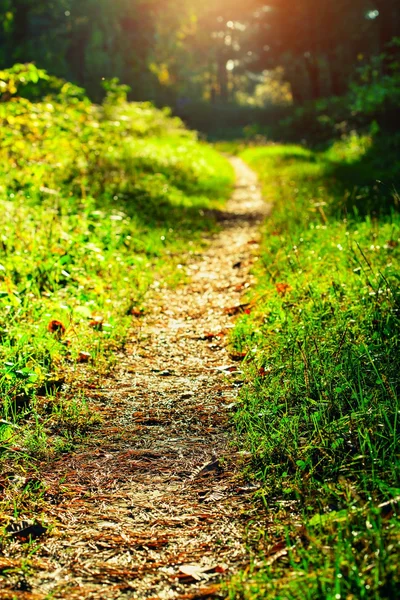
[3,158,271,600]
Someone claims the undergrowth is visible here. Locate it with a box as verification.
[0,65,233,459]
[229,134,400,599]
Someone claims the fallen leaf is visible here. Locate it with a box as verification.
[131,307,144,317]
[48,320,66,338]
[215,364,238,373]
[179,564,206,581]
[89,316,104,331]
[214,564,229,573]
[201,331,225,340]
[178,563,228,584]
[276,283,292,296]
[77,351,91,363]
[234,282,249,292]
[6,521,47,541]
[203,491,226,504]
[190,457,221,479]
[230,352,247,361]
[223,303,250,316]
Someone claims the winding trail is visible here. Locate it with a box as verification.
[2,158,271,600]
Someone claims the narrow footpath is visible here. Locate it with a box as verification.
[2,158,271,600]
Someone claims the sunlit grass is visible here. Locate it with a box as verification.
[228,135,400,598]
[0,90,234,458]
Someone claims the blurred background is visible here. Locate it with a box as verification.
[1,0,399,140]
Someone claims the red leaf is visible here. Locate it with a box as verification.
[276,283,292,296]
[230,352,247,361]
[224,303,251,316]
[48,320,66,337]
[214,564,228,573]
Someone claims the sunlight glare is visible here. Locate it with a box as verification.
[366,9,379,20]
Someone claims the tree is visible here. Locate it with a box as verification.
[249,0,399,104]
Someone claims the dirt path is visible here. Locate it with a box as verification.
[2,158,271,600]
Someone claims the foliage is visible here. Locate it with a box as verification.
[350,38,400,115]
[1,1,398,116]
[0,66,233,456]
[261,42,400,145]
[229,135,400,597]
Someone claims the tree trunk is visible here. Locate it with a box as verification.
[375,0,400,51]
[288,80,305,105]
[305,58,322,100]
[329,64,347,97]
[66,28,89,86]
[13,0,31,62]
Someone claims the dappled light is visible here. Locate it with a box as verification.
[0,1,399,598]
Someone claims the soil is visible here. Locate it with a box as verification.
[0,158,271,600]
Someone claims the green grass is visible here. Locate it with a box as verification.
[228,135,400,599]
[0,72,234,458]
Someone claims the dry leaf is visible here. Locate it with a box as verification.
[6,521,47,541]
[131,308,144,317]
[224,303,250,316]
[179,564,207,581]
[276,283,292,296]
[89,316,104,331]
[234,282,249,292]
[191,457,221,479]
[216,364,238,373]
[214,564,228,573]
[48,320,66,338]
[230,352,247,361]
[201,331,225,340]
[77,351,91,363]
[203,491,226,504]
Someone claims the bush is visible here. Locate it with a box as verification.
[0,65,233,454]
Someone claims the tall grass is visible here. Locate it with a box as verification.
[229,134,400,598]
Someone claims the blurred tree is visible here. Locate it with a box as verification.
[251,0,368,102]
[0,0,399,107]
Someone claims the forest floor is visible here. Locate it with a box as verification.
[1,158,271,600]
